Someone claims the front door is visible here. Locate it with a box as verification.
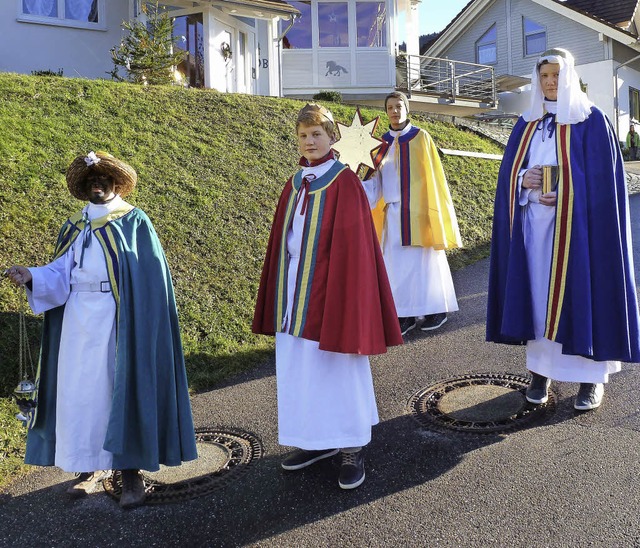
[221,26,235,93]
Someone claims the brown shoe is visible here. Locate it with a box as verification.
[66,470,110,499]
[119,469,146,509]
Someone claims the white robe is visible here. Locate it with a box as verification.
[520,104,620,383]
[26,197,125,472]
[362,123,458,318]
[276,159,379,450]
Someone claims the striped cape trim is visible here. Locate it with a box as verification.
[509,121,538,235]
[545,124,573,340]
[289,191,326,336]
[54,213,84,259]
[273,166,345,335]
[27,206,133,428]
[399,140,412,245]
[94,225,122,309]
[274,189,298,332]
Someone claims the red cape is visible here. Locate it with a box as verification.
[253,162,403,355]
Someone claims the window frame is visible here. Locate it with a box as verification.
[630,86,640,122]
[280,0,389,51]
[475,24,497,65]
[17,0,106,31]
[317,0,349,48]
[522,16,546,57]
[355,1,387,49]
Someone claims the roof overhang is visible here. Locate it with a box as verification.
[426,0,640,58]
[532,0,640,51]
[165,0,299,18]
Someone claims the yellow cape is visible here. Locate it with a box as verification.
[371,128,462,250]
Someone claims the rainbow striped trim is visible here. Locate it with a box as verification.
[509,121,538,235]
[274,186,298,331]
[399,139,413,245]
[289,190,326,336]
[274,164,346,335]
[544,124,574,340]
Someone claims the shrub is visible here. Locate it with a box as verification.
[312,90,342,103]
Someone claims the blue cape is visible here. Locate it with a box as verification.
[25,206,197,471]
[486,107,640,362]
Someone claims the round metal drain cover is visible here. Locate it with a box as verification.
[408,373,556,434]
[104,426,263,504]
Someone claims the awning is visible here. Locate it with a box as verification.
[495,74,530,92]
[210,0,299,18]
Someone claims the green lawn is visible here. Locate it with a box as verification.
[0,73,503,489]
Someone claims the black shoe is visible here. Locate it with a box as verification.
[338,450,365,490]
[399,317,417,336]
[574,383,604,410]
[119,469,146,509]
[420,313,448,331]
[281,448,339,471]
[66,470,110,499]
[525,372,551,404]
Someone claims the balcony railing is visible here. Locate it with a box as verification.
[396,53,496,106]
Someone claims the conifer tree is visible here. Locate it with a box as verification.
[110,1,186,85]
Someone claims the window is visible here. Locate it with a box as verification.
[523,17,545,56]
[22,0,99,22]
[476,24,496,65]
[356,2,386,47]
[630,87,640,122]
[281,1,312,49]
[173,13,205,88]
[318,2,348,47]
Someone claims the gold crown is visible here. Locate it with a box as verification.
[297,103,335,124]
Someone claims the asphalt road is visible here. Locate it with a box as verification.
[1,195,639,548]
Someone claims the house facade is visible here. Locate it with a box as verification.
[1,0,298,96]
[425,0,640,139]
[278,0,420,100]
[1,0,494,116]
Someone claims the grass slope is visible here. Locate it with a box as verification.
[0,74,502,488]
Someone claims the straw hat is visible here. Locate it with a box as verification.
[66,151,137,200]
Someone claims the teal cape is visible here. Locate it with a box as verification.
[25,206,198,471]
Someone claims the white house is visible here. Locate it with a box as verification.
[0,0,299,96]
[425,0,640,139]
[0,0,495,115]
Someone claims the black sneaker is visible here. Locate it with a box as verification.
[281,448,339,471]
[420,313,447,331]
[574,383,604,410]
[399,317,417,336]
[525,372,551,404]
[338,450,365,489]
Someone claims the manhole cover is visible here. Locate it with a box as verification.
[104,426,263,504]
[408,373,556,434]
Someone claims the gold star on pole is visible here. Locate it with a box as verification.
[332,108,383,173]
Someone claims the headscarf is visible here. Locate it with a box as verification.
[523,48,593,124]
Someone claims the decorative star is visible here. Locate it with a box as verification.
[329,12,337,22]
[332,108,383,173]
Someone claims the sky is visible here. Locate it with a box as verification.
[418,0,470,35]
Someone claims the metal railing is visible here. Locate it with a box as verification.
[396,53,496,106]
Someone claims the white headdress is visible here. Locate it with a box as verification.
[523,48,593,124]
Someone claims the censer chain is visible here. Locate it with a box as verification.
[18,300,35,381]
